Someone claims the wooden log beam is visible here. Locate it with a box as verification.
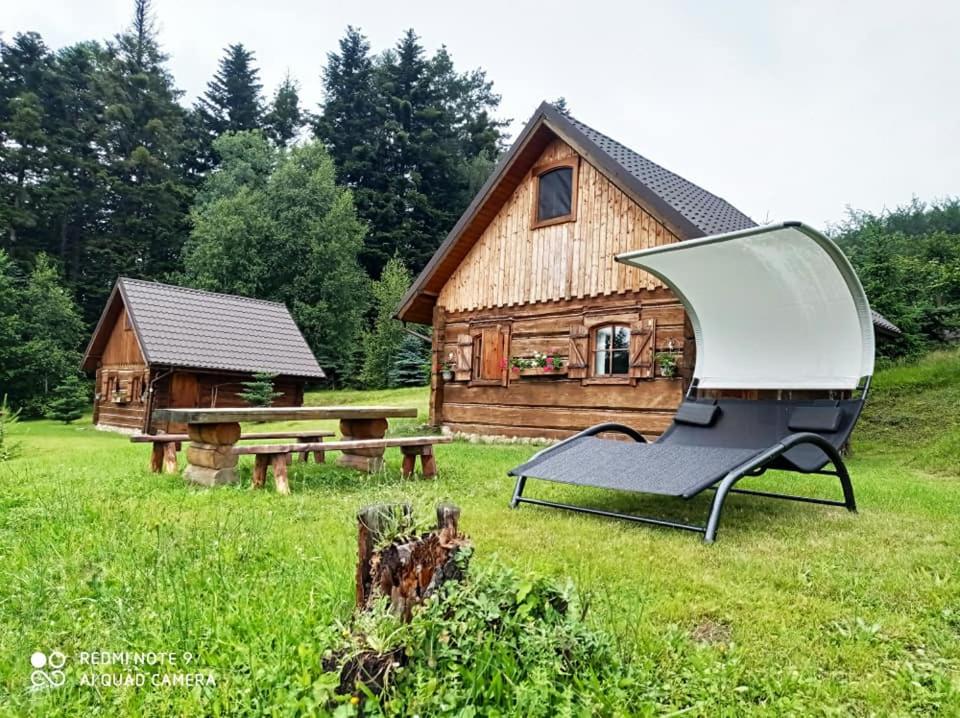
[271,453,290,495]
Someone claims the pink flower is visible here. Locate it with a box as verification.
[500,357,508,370]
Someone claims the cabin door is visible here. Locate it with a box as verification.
[168,372,199,433]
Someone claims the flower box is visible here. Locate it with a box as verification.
[513,367,567,378]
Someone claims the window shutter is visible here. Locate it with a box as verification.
[629,318,656,379]
[454,334,473,381]
[567,323,589,379]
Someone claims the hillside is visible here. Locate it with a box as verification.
[856,348,960,476]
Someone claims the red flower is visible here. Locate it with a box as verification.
[500,357,508,370]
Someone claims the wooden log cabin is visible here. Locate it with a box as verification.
[397,102,899,440]
[81,278,325,433]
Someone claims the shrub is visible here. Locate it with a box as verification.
[317,558,643,716]
[0,394,21,460]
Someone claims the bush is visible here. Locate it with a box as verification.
[317,558,645,716]
[0,394,21,460]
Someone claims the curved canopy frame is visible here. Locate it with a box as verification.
[616,222,875,390]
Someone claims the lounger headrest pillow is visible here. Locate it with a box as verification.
[788,406,843,432]
[674,402,720,427]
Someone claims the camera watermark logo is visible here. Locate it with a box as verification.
[30,650,67,692]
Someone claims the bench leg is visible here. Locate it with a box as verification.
[150,443,163,473]
[401,450,417,478]
[313,449,325,464]
[272,453,291,495]
[162,442,179,474]
[252,455,269,489]
[420,446,437,478]
[298,450,309,463]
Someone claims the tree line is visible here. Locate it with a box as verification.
[0,0,506,412]
[1,0,956,416]
[831,198,960,360]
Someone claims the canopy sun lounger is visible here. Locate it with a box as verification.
[508,222,875,542]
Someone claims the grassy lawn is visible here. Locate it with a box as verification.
[1,352,959,715]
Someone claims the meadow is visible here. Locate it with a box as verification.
[1,352,958,716]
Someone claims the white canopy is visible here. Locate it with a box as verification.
[616,222,875,390]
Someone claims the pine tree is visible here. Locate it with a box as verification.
[316,27,506,277]
[264,73,307,147]
[0,33,54,254]
[388,333,430,387]
[360,257,413,389]
[44,374,88,423]
[198,43,263,137]
[239,372,282,407]
[81,0,192,324]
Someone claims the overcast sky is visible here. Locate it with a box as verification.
[5,0,958,229]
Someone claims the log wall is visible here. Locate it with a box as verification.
[434,292,688,439]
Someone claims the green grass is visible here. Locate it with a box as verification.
[1,355,959,715]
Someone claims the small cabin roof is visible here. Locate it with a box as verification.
[395,101,900,337]
[81,279,326,379]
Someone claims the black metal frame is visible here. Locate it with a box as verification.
[510,379,870,543]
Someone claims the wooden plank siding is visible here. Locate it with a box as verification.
[95,307,150,430]
[437,139,678,313]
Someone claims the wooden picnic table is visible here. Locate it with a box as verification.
[150,406,419,486]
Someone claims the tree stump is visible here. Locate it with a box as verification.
[355,502,470,620]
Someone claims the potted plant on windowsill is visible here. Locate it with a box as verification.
[111,389,130,404]
[655,352,679,379]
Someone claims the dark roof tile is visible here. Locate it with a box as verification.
[563,111,757,236]
[119,279,325,378]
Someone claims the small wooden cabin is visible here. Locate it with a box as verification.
[397,102,899,439]
[81,278,325,433]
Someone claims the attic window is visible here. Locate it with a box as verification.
[532,159,578,228]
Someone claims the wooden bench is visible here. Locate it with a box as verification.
[232,436,452,495]
[131,430,335,473]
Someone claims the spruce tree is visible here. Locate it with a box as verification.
[360,257,413,389]
[239,372,281,407]
[388,333,430,387]
[45,374,88,423]
[264,73,307,147]
[82,0,191,324]
[198,43,264,137]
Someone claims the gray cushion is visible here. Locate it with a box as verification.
[674,402,720,427]
[788,406,843,432]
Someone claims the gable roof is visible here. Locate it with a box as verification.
[396,101,900,336]
[396,101,756,324]
[81,278,325,379]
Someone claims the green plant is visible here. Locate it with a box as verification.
[44,375,88,424]
[510,353,564,372]
[318,558,642,715]
[656,351,678,377]
[239,372,282,407]
[0,394,21,460]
